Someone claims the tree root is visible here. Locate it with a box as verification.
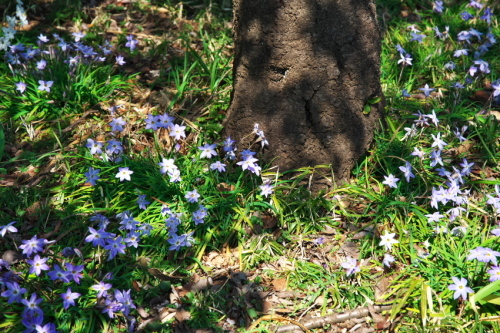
[267,304,393,333]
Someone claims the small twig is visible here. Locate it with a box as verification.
[274,304,393,333]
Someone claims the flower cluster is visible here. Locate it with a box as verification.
[84,212,152,260]
[91,282,136,319]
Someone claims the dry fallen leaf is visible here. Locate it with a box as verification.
[271,278,287,291]
[175,308,191,322]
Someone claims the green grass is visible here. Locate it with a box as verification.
[1,0,500,332]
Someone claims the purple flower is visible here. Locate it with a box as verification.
[0,221,18,237]
[210,161,226,172]
[72,31,86,42]
[433,0,444,13]
[116,167,133,181]
[65,263,84,284]
[137,194,150,210]
[199,143,218,159]
[448,277,473,300]
[116,55,126,66]
[36,59,47,70]
[454,126,468,142]
[1,281,27,303]
[86,138,103,155]
[382,174,399,188]
[467,246,500,265]
[410,147,425,159]
[35,322,58,333]
[169,124,187,140]
[410,32,426,43]
[47,264,71,283]
[460,158,474,176]
[21,311,44,332]
[468,0,483,9]
[488,266,500,282]
[460,11,474,21]
[144,114,160,130]
[61,288,81,309]
[397,53,412,66]
[255,126,270,146]
[27,255,50,276]
[223,137,236,152]
[477,247,500,265]
[19,235,45,257]
[85,227,114,247]
[138,223,153,236]
[91,281,112,298]
[106,138,123,155]
[104,236,126,260]
[491,83,500,98]
[114,289,136,316]
[158,113,174,128]
[16,82,27,93]
[259,183,274,197]
[118,211,139,230]
[399,161,415,182]
[125,35,139,51]
[382,253,395,267]
[109,117,126,131]
[425,212,444,223]
[193,205,208,219]
[37,80,53,93]
[474,60,490,74]
[444,61,456,70]
[90,214,111,229]
[237,156,261,175]
[395,44,406,54]
[341,257,360,276]
[313,237,325,245]
[168,233,184,251]
[419,84,434,97]
[38,34,49,43]
[102,297,122,318]
[84,167,100,186]
[454,49,469,57]
[430,150,443,167]
[158,158,178,175]
[0,259,10,270]
[124,232,141,248]
[185,189,200,203]
[431,132,448,150]
[21,293,44,316]
[492,228,500,236]
[481,7,493,24]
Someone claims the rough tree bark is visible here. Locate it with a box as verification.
[223,0,384,187]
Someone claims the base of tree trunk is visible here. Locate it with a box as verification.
[224,0,384,189]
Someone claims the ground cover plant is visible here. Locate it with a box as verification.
[1,0,500,332]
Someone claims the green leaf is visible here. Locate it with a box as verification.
[479,294,500,305]
[368,96,382,104]
[475,280,500,303]
[0,124,4,161]
[363,104,372,115]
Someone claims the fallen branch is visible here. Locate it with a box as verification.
[273,304,393,333]
[248,314,312,333]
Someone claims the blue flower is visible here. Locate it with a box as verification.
[61,288,80,310]
[84,167,100,186]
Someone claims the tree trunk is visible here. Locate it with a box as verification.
[223,0,384,187]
